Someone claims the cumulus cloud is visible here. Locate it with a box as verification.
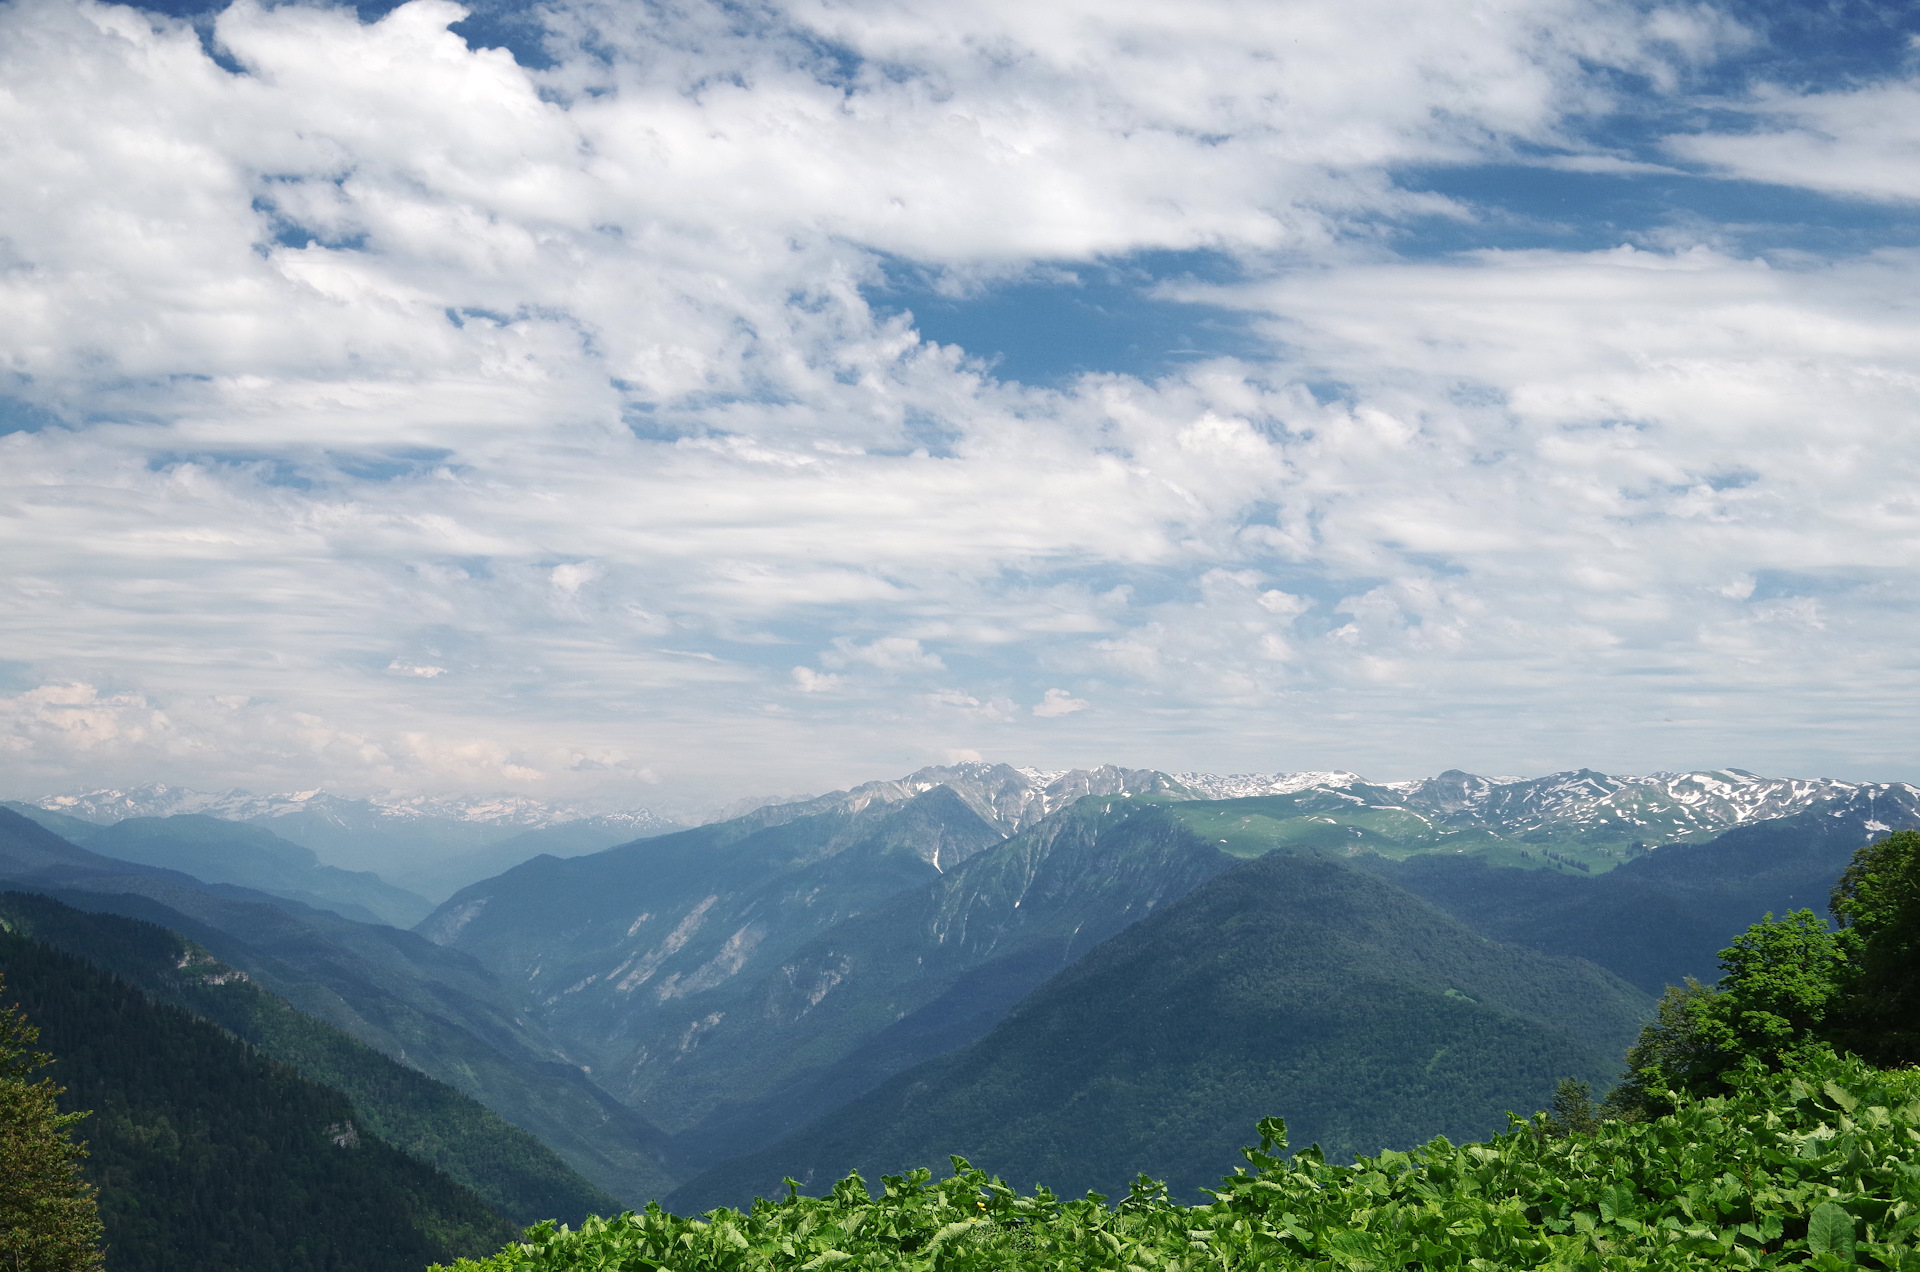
[791,667,848,693]
[1032,689,1090,718]
[0,0,1913,803]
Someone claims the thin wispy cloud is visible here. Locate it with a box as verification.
[0,0,1914,804]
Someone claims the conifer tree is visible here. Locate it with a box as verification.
[0,973,103,1272]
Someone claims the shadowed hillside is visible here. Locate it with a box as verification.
[672,849,1649,1209]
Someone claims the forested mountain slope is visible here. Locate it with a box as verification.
[671,848,1650,1210]
[643,796,1239,1165]
[0,926,515,1272]
[0,808,678,1205]
[0,890,618,1226]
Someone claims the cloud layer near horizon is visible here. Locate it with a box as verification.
[1,0,1916,807]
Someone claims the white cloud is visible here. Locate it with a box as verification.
[0,684,175,756]
[791,667,848,693]
[388,660,451,678]
[1032,688,1090,718]
[0,0,1916,805]
[824,637,946,674]
[550,563,601,598]
[1667,78,1920,202]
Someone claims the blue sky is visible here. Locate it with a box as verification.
[1,0,1918,810]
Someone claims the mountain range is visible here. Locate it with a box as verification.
[0,804,434,926]
[414,761,1920,1198]
[4,756,1915,1256]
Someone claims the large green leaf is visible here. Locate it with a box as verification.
[1807,1201,1856,1258]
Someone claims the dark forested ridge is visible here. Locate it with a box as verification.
[672,849,1651,1210]
[0,807,678,1206]
[0,925,516,1272]
[0,891,619,1227]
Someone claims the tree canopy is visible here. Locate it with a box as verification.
[1609,827,1920,1116]
[1830,827,1920,1063]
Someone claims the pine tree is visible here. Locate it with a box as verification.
[0,972,103,1272]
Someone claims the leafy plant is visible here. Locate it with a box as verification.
[435,1048,1920,1272]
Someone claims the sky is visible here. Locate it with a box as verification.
[2,0,1919,810]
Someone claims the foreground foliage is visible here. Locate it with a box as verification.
[0,972,104,1272]
[440,1048,1920,1272]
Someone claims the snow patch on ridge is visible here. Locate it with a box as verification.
[1171,771,1367,799]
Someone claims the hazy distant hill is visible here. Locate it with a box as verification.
[2,803,433,925]
[0,890,620,1226]
[0,924,515,1271]
[0,807,679,1206]
[670,848,1650,1210]
[27,784,682,896]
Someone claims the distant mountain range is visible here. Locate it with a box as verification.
[21,784,684,901]
[24,764,1901,887]
[1171,766,1906,841]
[0,805,435,927]
[29,783,670,831]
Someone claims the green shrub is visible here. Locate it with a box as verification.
[435,1047,1920,1272]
